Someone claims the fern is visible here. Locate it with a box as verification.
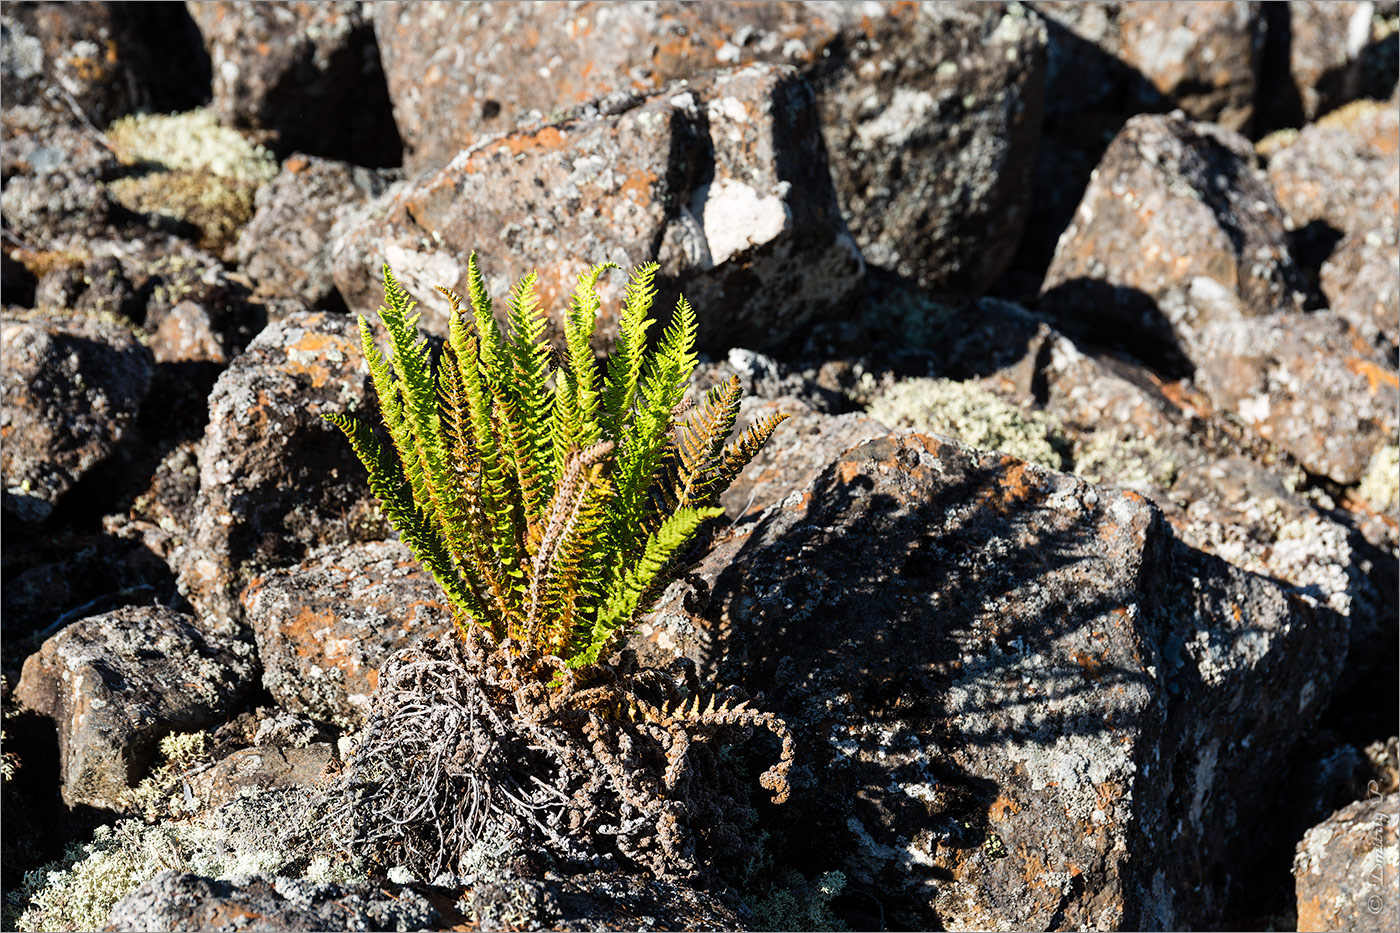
[327,258,787,672]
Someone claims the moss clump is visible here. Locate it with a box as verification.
[103,107,276,254]
[1357,443,1400,513]
[857,286,959,350]
[868,377,1069,471]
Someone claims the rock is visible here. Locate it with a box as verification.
[241,540,455,728]
[465,870,747,931]
[1266,120,1399,243]
[108,872,439,932]
[718,400,889,520]
[333,62,863,353]
[176,311,385,634]
[33,254,140,320]
[186,743,336,811]
[186,1,401,167]
[1320,230,1400,356]
[1,311,153,523]
[1035,0,1265,133]
[235,155,401,309]
[13,605,258,811]
[372,0,1046,294]
[1264,2,1378,128]
[640,432,1347,929]
[1294,793,1400,932]
[1041,114,1310,369]
[1190,311,1399,485]
[0,2,207,127]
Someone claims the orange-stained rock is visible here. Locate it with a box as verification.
[1294,792,1400,932]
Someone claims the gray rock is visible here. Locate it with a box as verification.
[1321,230,1400,357]
[640,432,1348,929]
[1267,120,1399,243]
[235,155,401,309]
[175,311,385,634]
[187,743,337,811]
[333,62,864,353]
[1042,114,1310,368]
[1270,1,1379,126]
[372,0,1046,295]
[1,311,153,523]
[107,871,439,932]
[1294,792,1400,932]
[186,1,401,166]
[13,605,258,810]
[1190,311,1398,485]
[241,540,455,728]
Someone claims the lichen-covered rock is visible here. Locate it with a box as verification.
[373,0,1045,295]
[108,872,438,932]
[1035,0,1265,132]
[1266,1,1379,127]
[1,311,153,523]
[1266,119,1399,243]
[1294,793,1400,932]
[1190,311,1399,485]
[236,155,401,309]
[1320,230,1400,356]
[1042,114,1310,366]
[641,432,1347,929]
[12,605,258,810]
[32,254,139,320]
[176,311,384,634]
[241,540,455,728]
[334,62,863,352]
[464,870,747,931]
[0,2,207,127]
[186,1,401,167]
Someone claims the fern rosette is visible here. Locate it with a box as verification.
[326,258,788,673]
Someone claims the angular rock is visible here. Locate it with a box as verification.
[176,311,385,633]
[1266,120,1399,243]
[640,433,1347,929]
[108,872,439,933]
[1191,312,1399,485]
[1294,793,1400,932]
[241,540,455,728]
[13,605,258,810]
[235,155,401,309]
[33,254,140,321]
[1035,0,1265,133]
[373,0,1045,294]
[186,1,401,166]
[334,63,863,352]
[1,311,153,523]
[1041,114,1310,367]
[1267,1,1379,127]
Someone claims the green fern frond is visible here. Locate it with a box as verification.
[332,259,777,675]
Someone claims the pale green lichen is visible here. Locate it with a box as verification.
[125,730,212,821]
[857,287,959,350]
[1358,443,1400,514]
[1072,431,1181,492]
[868,377,1069,471]
[105,107,277,182]
[749,870,848,932]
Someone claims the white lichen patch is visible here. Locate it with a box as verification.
[1358,443,1399,513]
[868,377,1069,471]
[105,107,277,182]
[693,178,790,266]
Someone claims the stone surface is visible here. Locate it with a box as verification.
[13,605,258,811]
[1191,311,1399,485]
[1034,0,1265,133]
[1294,792,1400,932]
[1,2,207,127]
[373,0,1046,294]
[1320,230,1400,357]
[187,743,336,811]
[1271,1,1379,127]
[639,432,1347,929]
[1041,114,1310,369]
[1,311,153,523]
[186,1,401,166]
[1267,119,1399,243]
[175,311,384,634]
[108,872,439,932]
[235,154,400,309]
[241,540,455,728]
[334,62,863,352]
